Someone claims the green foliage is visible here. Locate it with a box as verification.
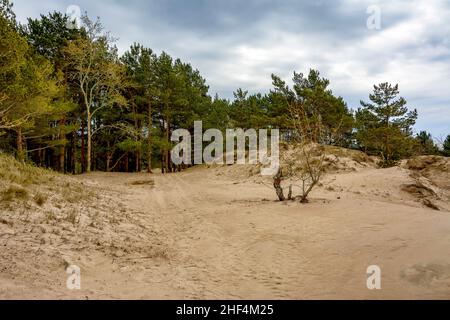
[203,95,231,131]
[269,70,354,145]
[356,83,418,166]
[0,4,436,174]
[443,135,450,157]
[117,139,142,153]
[64,14,127,172]
[0,0,15,26]
[25,11,77,65]
[1,10,78,167]
[415,131,439,155]
[0,13,28,129]
[292,70,354,145]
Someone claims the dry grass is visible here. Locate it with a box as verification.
[65,209,79,225]
[324,145,376,164]
[0,151,168,290]
[404,156,447,171]
[0,152,95,207]
[128,179,155,187]
[0,153,51,186]
[1,184,29,202]
[33,192,48,206]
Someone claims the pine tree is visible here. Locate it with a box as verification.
[415,131,439,155]
[357,83,418,166]
[270,70,354,144]
[443,135,450,157]
[121,43,154,172]
[64,15,126,172]
[1,11,63,163]
[0,10,28,130]
[24,12,78,171]
[0,0,15,25]
[291,69,354,145]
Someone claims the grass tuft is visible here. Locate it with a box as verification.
[1,184,29,202]
[34,192,48,206]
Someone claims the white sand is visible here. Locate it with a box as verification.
[1,157,449,300]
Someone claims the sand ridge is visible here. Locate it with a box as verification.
[1,154,450,299]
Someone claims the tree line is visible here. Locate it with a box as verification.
[1,1,449,174]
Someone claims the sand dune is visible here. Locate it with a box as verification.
[1,153,449,299]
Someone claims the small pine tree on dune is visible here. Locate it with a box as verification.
[356,83,418,167]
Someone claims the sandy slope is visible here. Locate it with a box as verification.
[1,159,450,299]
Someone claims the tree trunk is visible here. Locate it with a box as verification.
[71,133,76,174]
[163,154,167,174]
[300,181,317,204]
[81,119,86,173]
[165,115,170,173]
[136,152,141,172]
[59,70,68,173]
[384,115,390,164]
[38,147,45,167]
[273,169,286,201]
[16,127,25,163]
[161,118,166,174]
[161,153,165,174]
[125,152,129,172]
[106,141,112,172]
[131,103,139,172]
[147,100,153,173]
[106,153,112,172]
[59,117,66,173]
[87,114,92,173]
[288,185,293,201]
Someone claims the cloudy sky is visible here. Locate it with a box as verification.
[12,0,450,138]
